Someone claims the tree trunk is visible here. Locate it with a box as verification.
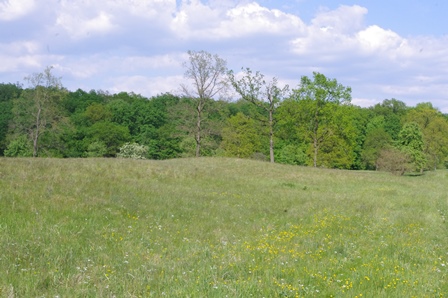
[195,104,202,157]
[312,108,319,167]
[269,108,274,163]
[32,105,42,157]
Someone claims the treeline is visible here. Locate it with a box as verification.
[1,61,448,174]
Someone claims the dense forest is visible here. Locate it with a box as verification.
[1,52,447,174]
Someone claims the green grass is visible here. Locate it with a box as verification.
[0,157,447,297]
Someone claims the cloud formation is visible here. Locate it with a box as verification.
[0,0,447,111]
[0,0,36,21]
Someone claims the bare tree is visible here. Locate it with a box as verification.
[181,50,228,157]
[229,68,289,163]
[12,66,63,157]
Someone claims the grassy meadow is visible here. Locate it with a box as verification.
[0,157,447,297]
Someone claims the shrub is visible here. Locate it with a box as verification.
[86,141,107,157]
[4,135,32,157]
[117,142,148,159]
[376,147,410,175]
[276,144,307,165]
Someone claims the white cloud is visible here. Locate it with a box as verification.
[0,41,44,71]
[50,52,185,97]
[0,0,36,21]
[111,0,176,18]
[108,75,183,97]
[54,0,176,40]
[171,0,225,38]
[171,1,305,39]
[352,97,379,108]
[290,6,367,58]
[312,5,367,34]
[0,54,40,72]
[53,62,99,80]
[121,54,182,70]
[56,10,117,40]
[289,6,445,69]
[223,2,305,36]
[356,25,414,59]
[1,1,448,112]
[0,40,40,55]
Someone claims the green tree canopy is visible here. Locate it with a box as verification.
[9,66,66,157]
[397,122,426,173]
[86,121,131,157]
[370,99,408,140]
[289,72,352,167]
[0,83,22,155]
[229,68,289,162]
[220,112,264,159]
[403,103,448,169]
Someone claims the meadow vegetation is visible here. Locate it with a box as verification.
[0,157,447,297]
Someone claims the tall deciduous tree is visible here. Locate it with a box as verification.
[181,50,228,157]
[423,117,448,169]
[10,66,64,157]
[403,103,448,169]
[290,72,351,167]
[370,98,408,140]
[229,68,289,163]
[361,116,393,170]
[0,83,22,155]
[397,122,426,173]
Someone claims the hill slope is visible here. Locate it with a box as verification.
[0,158,447,297]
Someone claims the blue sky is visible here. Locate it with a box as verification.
[1,0,447,111]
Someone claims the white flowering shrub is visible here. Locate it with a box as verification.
[117,142,148,159]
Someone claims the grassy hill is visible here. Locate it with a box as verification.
[0,157,447,297]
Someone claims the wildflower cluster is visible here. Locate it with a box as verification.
[222,209,448,296]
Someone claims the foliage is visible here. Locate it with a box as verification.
[116,142,148,159]
[403,103,448,169]
[229,68,289,163]
[396,122,426,173]
[86,141,108,157]
[84,103,112,124]
[376,147,410,175]
[288,72,352,167]
[342,106,370,170]
[361,127,393,170]
[423,117,448,169]
[0,83,22,155]
[144,94,183,160]
[370,98,408,140]
[360,115,393,170]
[1,67,448,171]
[3,135,32,157]
[275,143,307,165]
[86,121,131,157]
[317,104,358,169]
[9,66,65,157]
[62,89,107,114]
[220,112,263,158]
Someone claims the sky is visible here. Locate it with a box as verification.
[1,0,448,112]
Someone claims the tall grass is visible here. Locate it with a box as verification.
[0,157,447,297]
